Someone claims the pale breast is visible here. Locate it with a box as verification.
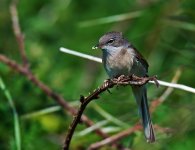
[103,48,134,78]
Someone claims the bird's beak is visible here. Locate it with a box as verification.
[92,44,99,50]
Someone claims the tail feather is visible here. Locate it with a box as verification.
[132,85,155,143]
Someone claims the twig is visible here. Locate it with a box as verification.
[10,0,29,68]
[60,47,102,63]
[88,124,142,150]
[59,47,195,94]
[153,125,173,135]
[63,75,157,150]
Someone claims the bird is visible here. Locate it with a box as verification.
[92,31,155,143]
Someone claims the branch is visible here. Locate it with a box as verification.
[60,47,195,94]
[63,75,158,150]
[10,0,29,68]
[0,54,108,139]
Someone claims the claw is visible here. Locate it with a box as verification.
[149,75,159,87]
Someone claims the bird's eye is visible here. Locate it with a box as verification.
[107,38,114,44]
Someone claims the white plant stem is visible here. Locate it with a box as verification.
[59,47,195,94]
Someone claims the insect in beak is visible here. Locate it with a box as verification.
[92,44,99,50]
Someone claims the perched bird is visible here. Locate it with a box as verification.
[93,31,155,143]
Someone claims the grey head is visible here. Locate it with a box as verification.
[92,31,131,51]
[92,31,149,74]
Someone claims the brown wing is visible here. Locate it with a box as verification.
[131,45,149,72]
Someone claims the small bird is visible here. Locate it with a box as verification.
[93,31,155,143]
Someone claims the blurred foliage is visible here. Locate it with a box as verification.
[0,0,195,149]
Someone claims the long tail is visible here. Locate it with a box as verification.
[132,85,155,143]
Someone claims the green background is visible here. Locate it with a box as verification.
[0,0,195,149]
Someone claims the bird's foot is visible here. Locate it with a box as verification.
[148,75,159,87]
[117,75,126,81]
[131,74,142,81]
[115,75,126,88]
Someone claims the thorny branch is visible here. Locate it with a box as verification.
[63,75,158,150]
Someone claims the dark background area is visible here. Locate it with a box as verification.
[0,0,195,149]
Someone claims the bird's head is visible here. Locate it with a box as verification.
[92,31,130,52]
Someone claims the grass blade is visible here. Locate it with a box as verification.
[92,103,129,128]
[78,11,142,27]
[76,120,108,136]
[21,106,61,119]
[0,77,21,150]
